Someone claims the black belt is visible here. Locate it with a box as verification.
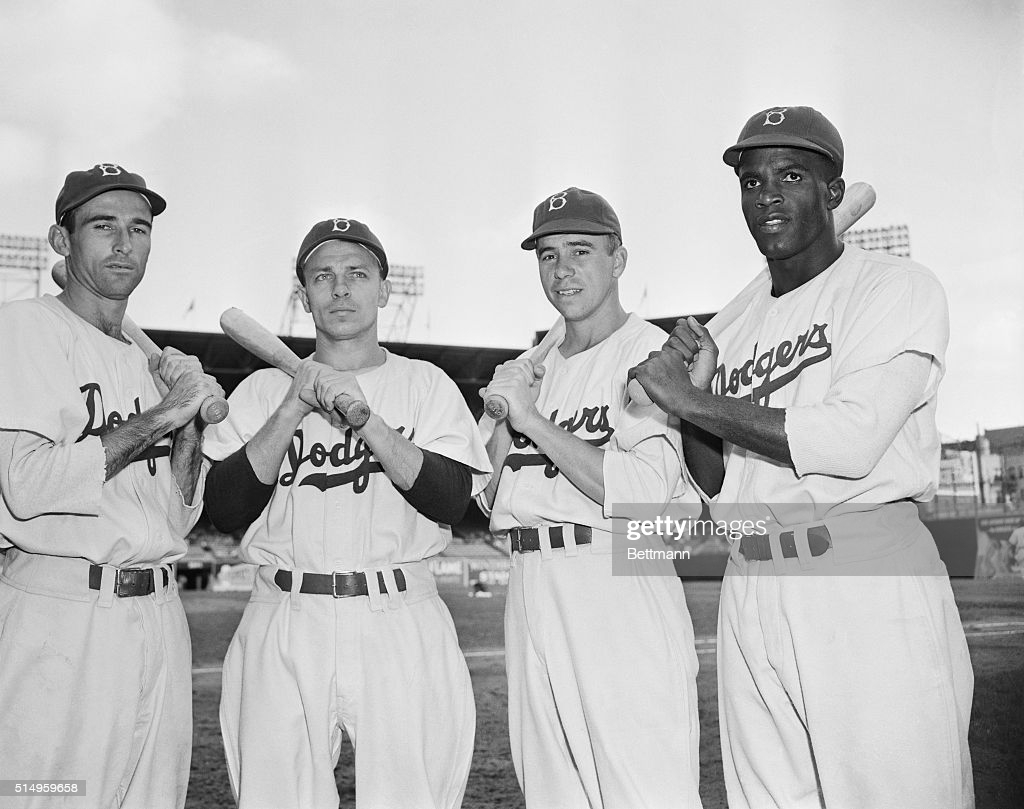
[274,569,407,598]
[738,525,832,562]
[88,565,169,597]
[509,524,592,554]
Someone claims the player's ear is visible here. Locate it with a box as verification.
[611,245,628,279]
[298,283,311,314]
[826,177,845,211]
[48,223,71,257]
[378,278,391,309]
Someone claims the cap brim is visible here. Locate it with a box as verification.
[722,134,835,168]
[298,235,389,279]
[59,186,167,222]
[521,219,619,251]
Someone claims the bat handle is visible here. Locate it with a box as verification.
[336,394,371,429]
[200,396,230,425]
[484,394,509,421]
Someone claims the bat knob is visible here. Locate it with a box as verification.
[343,399,371,429]
[484,395,509,421]
[201,396,230,425]
[626,378,654,408]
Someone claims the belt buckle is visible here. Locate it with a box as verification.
[331,571,355,598]
[115,568,146,598]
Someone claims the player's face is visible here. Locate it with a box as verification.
[58,190,153,301]
[299,241,389,341]
[536,233,625,324]
[737,147,843,272]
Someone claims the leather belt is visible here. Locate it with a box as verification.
[738,525,832,562]
[274,569,407,598]
[509,524,592,554]
[88,565,169,597]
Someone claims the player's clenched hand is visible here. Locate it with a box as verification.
[480,357,545,430]
[663,316,718,391]
[161,369,225,428]
[284,359,365,422]
[151,347,205,389]
[628,345,699,418]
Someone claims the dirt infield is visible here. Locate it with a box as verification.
[184,578,1024,808]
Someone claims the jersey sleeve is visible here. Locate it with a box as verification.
[0,300,95,441]
[411,365,492,497]
[786,350,934,479]
[831,264,949,383]
[0,301,106,515]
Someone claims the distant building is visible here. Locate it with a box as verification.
[939,426,1024,509]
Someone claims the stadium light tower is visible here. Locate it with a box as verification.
[842,224,911,258]
[0,234,48,304]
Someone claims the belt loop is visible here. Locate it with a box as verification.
[291,570,303,611]
[766,525,786,571]
[365,570,386,613]
[562,524,580,558]
[97,566,115,608]
[538,526,555,560]
[792,526,815,570]
[382,568,404,610]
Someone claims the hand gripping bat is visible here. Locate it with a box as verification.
[626,180,878,406]
[219,307,371,428]
[483,316,566,421]
[51,260,229,424]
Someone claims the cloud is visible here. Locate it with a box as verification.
[0,0,297,158]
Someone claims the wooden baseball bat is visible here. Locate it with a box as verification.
[626,180,878,406]
[483,316,565,421]
[51,261,229,424]
[219,307,372,429]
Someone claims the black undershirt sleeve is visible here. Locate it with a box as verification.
[399,449,473,525]
[203,445,276,534]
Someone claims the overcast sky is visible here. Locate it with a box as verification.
[1,0,1020,440]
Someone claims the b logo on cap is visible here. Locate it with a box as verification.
[548,192,568,212]
[763,109,787,126]
[331,219,351,232]
[96,163,124,176]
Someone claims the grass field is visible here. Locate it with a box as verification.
[183,577,1024,808]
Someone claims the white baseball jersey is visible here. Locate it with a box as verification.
[203,350,491,809]
[202,350,491,569]
[706,245,948,524]
[707,246,974,809]
[0,295,202,566]
[484,313,703,809]
[484,313,686,543]
[0,294,197,809]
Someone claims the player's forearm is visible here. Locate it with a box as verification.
[354,413,423,491]
[170,422,204,504]
[100,404,180,480]
[681,420,725,498]
[480,418,514,509]
[517,411,606,504]
[245,403,306,484]
[673,389,793,467]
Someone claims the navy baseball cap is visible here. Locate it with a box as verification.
[521,187,621,251]
[723,106,844,175]
[296,218,389,281]
[55,163,166,225]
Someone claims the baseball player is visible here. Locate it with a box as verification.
[478,188,702,809]
[630,106,974,808]
[0,164,223,808]
[202,217,491,809]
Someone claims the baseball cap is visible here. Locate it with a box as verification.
[723,106,844,174]
[55,163,166,225]
[295,218,389,281]
[521,187,621,251]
